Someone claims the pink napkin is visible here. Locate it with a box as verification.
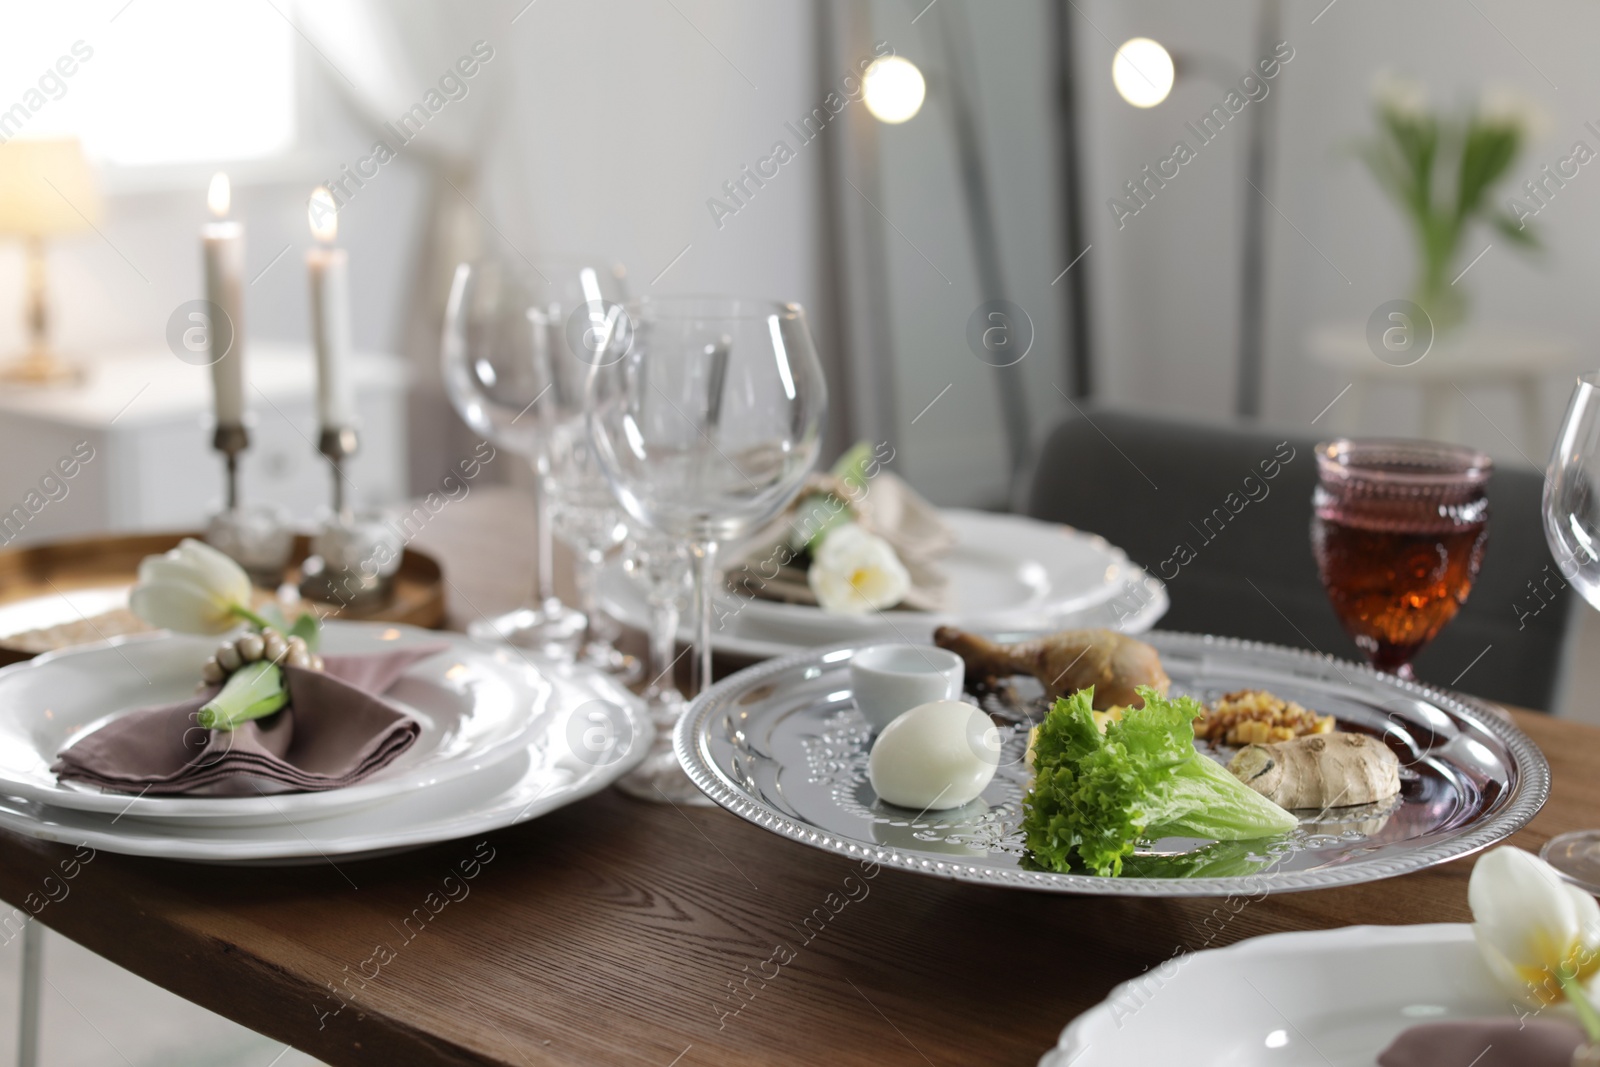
[51,646,447,795]
[1378,1018,1589,1066]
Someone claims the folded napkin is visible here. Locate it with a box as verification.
[727,470,956,611]
[52,645,446,795]
[1378,1018,1589,1066]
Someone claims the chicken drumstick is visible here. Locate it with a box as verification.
[933,626,1170,709]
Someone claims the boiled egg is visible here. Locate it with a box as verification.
[868,700,1001,810]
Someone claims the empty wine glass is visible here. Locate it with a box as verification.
[544,414,639,680]
[1539,374,1600,890]
[1310,439,1491,679]
[528,261,641,681]
[622,523,692,712]
[587,297,828,698]
[613,523,697,803]
[442,259,585,653]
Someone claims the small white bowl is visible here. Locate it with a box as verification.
[850,644,964,732]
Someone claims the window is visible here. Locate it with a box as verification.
[0,1,295,167]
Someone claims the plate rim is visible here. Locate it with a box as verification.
[0,621,554,820]
[673,631,1551,897]
[1039,922,1481,1066]
[601,563,1170,660]
[0,670,653,861]
[726,509,1134,631]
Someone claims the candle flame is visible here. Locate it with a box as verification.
[307,186,338,242]
[207,172,230,218]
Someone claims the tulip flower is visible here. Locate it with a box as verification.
[808,523,911,614]
[1469,846,1600,1041]
[128,538,266,635]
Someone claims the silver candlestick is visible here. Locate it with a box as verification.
[212,423,249,511]
[301,424,403,608]
[317,425,359,522]
[206,421,294,588]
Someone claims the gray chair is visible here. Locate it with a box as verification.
[1019,407,1580,711]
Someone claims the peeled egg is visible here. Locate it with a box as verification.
[868,700,1001,811]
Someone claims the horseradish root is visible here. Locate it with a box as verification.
[1227,732,1400,810]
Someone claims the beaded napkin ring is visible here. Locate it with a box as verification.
[200,628,324,687]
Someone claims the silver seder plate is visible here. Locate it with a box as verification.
[675,632,1550,896]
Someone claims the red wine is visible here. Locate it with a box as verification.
[1311,514,1487,672]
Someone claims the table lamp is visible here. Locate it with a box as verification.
[0,138,101,385]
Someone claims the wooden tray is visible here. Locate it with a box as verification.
[0,530,446,666]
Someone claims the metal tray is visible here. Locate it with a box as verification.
[675,632,1549,896]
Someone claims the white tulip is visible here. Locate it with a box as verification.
[128,538,253,635]
[1479,81,1551,141]
[1370,71,1429,122]
[807,523,911,614]
[1469,846,1600,1021]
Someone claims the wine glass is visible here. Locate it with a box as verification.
[613,523,697,802]
[440,259,592,653]
[1310,438,1491,679]
[622,523,692,712]
[527,262,642,680]
[543,413,639,680]
[1539,374,1600,889]
[587,296,828,699]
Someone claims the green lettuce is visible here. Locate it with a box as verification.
[1022,687,1299,877]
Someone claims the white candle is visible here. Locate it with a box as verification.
[306,186,355,429]
[201,171,246,426]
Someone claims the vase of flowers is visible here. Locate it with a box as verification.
[1359,77,1541,334]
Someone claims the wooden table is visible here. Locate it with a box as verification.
[0,490,1589,1066]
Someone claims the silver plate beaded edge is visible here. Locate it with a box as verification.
[673,631,1550,897]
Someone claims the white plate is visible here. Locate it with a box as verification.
[1040,924,1514,1066]
[599,530,1170,661]
[729,510,1128,643]
[0,622,559,826]
[0,689,649,863]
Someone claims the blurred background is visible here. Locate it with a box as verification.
[1,0,1592,507]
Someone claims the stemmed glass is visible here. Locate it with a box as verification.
[1538,374,1600,889]
[621,523,692,713]
[587,297,828,701]
[441,260,584,654]
[613,523,695,802]
[1310,438,1491,679]
[528,262,641,681]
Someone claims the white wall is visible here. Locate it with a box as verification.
[489,0,822,314]
[1078,0,1593,467]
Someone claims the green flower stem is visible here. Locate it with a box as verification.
[1559,972,1600,1044]
[228,603,273,632]
[198,661,289,730]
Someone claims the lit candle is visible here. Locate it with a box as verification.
[306,186,355,430]
[201,171,246,426]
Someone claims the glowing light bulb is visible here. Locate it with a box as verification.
[307,186,338,242]
[207,172,230,217]
[1112,38,1175,108]
[863,56,926,124]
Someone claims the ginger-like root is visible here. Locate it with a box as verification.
[932,626,1170,710]
[1227,732,1400,810]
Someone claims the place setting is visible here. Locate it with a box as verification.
[0,536,649,862]
[596,441,1169,662]
[0,246,664,865]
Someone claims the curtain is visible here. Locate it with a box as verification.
[289,0,510,493]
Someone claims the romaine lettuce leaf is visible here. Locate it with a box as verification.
[1021,686,1299,876]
